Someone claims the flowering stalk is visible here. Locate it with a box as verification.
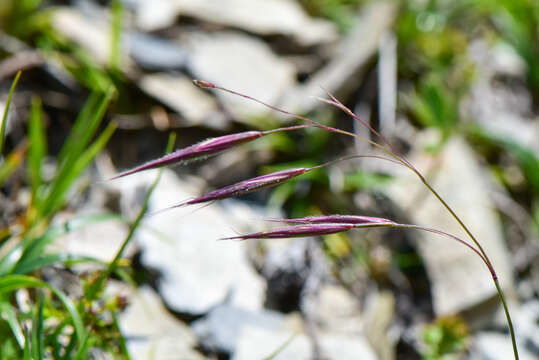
[194,80,519,359]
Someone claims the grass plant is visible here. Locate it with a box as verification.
[113,79,520,360]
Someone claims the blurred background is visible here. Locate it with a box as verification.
[0,0,538,359]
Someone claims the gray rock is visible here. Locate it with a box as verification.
[127,32,187,70]
[464,41,539,156]
[473,332,536,360]
[118,286,205,360]
[314,285,363,334]
[134,0,338,46]
[191,304,286,354]
[51,210,133,273]
[186,31,296,122]
[109,170,267,315]
[281,1,397,114]
[387,136,514,316]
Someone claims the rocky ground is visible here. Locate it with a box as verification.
[1,0,538,359]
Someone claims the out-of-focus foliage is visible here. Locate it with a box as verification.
[299,0,364,31]
[422,316,469,360]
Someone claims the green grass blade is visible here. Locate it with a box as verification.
[0,142,26,187]
[263,333,297,360]
[12,213,123,275]
[0,71,22,155]
[28,96,47,205]
[0,300,25,349]
[23,328,31,360]
[109,0,123,71]
[57,90,113,166]
[39,91,114,218]
[0,275,85,345]
[44,121,117,216]
[31,293,44,360]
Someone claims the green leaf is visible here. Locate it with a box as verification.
[28,97,47,206]
[0,300,25,349]
[0,71,21,155]
[0,142,26,187]
[38,90,115,219]
[109,0,123,71]
[0,275,85,345]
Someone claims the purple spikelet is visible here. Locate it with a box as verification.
[221,223,355,240]
[159,168,309,212]
[266,215,395,225]
[111,131,263,180]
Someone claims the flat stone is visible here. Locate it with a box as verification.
[110,170,267,315]
[186,31,296,122]
[387,136,514,315]
[138,73,226,129]
[118,286,205,360]
[135,0,337,46]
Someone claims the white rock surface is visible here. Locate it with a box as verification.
[51,211,132,272]
[233,326,377,360]
[135,0,338,46]
[387,136,514,315]
[314,285,363,334]
[186,31,296,121]
[191,304,288,354]
[118,286,205,360]
[111,170,267,315]
[473,332,535,360]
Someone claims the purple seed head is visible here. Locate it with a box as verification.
[222,223,355,240]
[267,215,395,225]
[187,168,308,205]
[111,131,263,180]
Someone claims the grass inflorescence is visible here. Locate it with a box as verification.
[111,79,520,360]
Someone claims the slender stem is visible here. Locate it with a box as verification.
[421,181,494,270]
[87,133,176,299]
[495,278,519,360]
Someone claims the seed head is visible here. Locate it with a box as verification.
[267,215,395,225]
[221,223,355,240]
[185,167,308,205]
[111,131,263,180]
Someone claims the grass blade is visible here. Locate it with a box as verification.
[0,275,85,345]
[87,132,176,299]
[0,140,26,187]
[28,96,47,205]
[0,300,25,349]
[43,121,117,217]
[0,71,21,155]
